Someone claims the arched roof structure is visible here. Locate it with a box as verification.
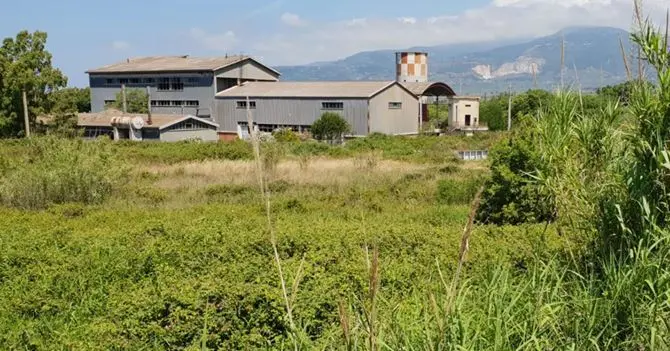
[401,82,456,97]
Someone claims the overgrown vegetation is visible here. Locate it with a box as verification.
[311,112,350,141]
[1,4,669,349]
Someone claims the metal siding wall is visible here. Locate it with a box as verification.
[368,85,419,135]
[215,98,369,135]
[215,61,280,81]
[89,73,214,113]
[159,129,218,142]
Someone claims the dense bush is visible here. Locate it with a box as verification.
[272,128,300,143]
[476,124,556,225]
[0,137,128,209]
[437,176,484,205]
[311,112,350,141]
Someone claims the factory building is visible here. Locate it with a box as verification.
[86,55,280,117]
[81,51,483,142]
[215,81,419,139]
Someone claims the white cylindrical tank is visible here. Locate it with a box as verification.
[111,116,144,129]
[396,52,428,83]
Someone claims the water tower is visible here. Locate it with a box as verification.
[395,52,428,83]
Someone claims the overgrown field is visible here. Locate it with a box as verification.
[0,133,573,349]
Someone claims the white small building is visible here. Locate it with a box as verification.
[447,96,486,132]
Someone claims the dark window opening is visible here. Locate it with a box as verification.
[389,102,402,109]
[130,78,141,84]
[144,78,154,83]
[105,79,114,85]
[237,101,256,109]
[119,78,129,85]
[322,102,344,110]
[465,104,472,107]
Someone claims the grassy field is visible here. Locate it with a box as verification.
[0,134,577,349]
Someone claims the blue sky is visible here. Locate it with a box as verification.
[1,0,662,87]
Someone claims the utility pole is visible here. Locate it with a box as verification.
[121,84,127,114]
[507,84,513,131]
[22,90,30,137]
[146,86,153,125]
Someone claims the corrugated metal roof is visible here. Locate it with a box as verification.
[215,81,398,98]
[86,55,278,74]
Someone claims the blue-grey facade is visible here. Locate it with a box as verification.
[88,60,280,119]
[215,98,370,136]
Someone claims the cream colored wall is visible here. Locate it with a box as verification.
[448,99,480,128]
[368,84,419,135]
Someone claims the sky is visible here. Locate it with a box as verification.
[1,0,666,87]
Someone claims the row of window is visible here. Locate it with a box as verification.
[239,122,311,133]
[151,100,199,107]
[235,101,402,110]
[104,100,199,107]
[103,77,202,90]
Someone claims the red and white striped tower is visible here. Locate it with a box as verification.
[395,52,428,83]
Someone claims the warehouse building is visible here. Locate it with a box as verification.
[86,55,280,117]
[78,109,219,142]
[214,81,419,139]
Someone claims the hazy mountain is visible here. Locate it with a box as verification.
[275,27,634,94]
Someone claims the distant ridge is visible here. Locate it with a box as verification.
[275,26,634,94]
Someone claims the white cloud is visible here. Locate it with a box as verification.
[111,41,130,50]
[189,28,237,51]
[281,12,306,27]
[193,0,669,65]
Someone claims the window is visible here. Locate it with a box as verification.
[465,104,472,107]
[172,101,183,107]
[144,78,155,83]
[237,101,256,109]
[105,79,114,85]
[158,78,171,91]
[119,78,129,85]
[185,100,199,107]
[322,102,344,110]
[130,78,141,84]
[157,100,171,107]
[104,100,116,106]
[187,77,200,83]
[171,78,183,91]
[389,102,402,109]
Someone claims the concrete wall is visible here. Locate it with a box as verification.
[448,99,480,128]
[89,72,216,116]
[368,84,419,135]
[159,128,218,142]
[215,97,370,136]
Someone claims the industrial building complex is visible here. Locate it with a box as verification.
[79,52,484,142]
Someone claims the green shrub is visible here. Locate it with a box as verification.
[272,128,300,143]
[311,112,350,141]
[437,177,483,205]
[0,137,128,209]
[476,127,555,225]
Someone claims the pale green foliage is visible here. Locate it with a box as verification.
[0,137,128,209]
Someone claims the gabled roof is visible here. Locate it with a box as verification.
[215,81,414,99]
[158,115,219,130]
[77,109,219,129]
[402,82,456,97]
[86,55,281,76]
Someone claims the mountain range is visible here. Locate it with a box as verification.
[274,27,635,95]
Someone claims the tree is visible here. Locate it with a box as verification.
[107,88,148,114]
[0,31,67,137]
[311,112,350,142]
[479,98,507,131]
[48,87,90,114]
